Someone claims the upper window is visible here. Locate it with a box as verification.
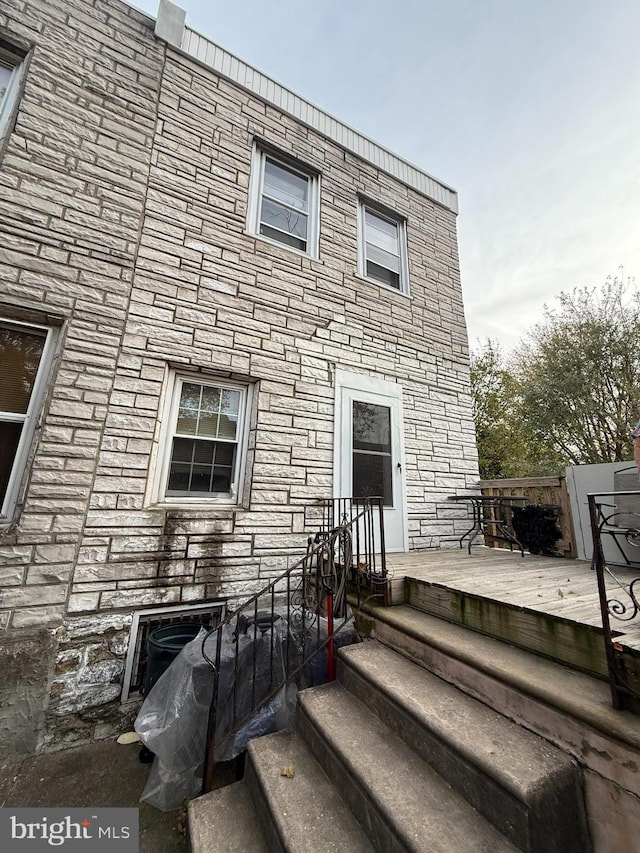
[359,203,409,293]
[0,44,25,147]
[248,147,319,256]
[0,320,55,523]
[156,375,251,504]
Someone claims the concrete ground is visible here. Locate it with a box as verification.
[0,739,188,853]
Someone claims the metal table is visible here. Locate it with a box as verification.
[448,494,528,556]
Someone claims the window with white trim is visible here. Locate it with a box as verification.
[248,147,319,256]
[157,375,251,503]
[0,319,56,523]
[358,202,409,293]
[0,43,25,148]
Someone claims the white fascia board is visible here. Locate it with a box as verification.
[152,1,458,214]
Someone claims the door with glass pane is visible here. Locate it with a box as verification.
[335,374,407,552]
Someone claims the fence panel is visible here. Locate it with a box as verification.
[478,476,575,558]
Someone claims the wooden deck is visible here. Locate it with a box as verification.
[385,546,640,650]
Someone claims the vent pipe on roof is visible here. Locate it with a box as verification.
[155,0,186,47]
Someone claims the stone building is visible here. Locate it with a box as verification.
[0,0,478,758]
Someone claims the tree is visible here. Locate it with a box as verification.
[513,278,640,466]
[469,339,544,478]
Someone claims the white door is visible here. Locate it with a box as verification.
[334,372,407,552]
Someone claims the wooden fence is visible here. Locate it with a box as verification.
[478,476,576,558]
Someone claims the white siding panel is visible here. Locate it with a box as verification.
[179,28,458,213]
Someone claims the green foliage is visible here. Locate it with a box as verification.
[514,279,640,465]
[470,340,549,478]
[470,276,640,476]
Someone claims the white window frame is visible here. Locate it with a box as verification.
[0,43,26,148]
[247,145,320,258]
[358,201,410,295]
[153,372,252,506]
[0,318,56,525]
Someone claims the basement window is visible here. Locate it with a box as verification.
[121,601,225,702]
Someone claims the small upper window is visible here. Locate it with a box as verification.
[248,147,319,256]
[359,203,409,293]
[0,320,55,522]
[0,44,25,147]
[156,374,251,504]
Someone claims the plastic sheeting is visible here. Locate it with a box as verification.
[134,613,357,811]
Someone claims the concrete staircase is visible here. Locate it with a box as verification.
[189,599,595,852]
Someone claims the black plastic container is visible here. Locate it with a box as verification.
[144,621,202,695]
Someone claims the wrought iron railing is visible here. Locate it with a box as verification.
[200,496,387,793]
[588,490,640,709]
[315,496,387,599]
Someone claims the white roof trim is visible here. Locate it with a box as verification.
[153,1,458,213]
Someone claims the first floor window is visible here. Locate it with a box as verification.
[359,202,409,293]
[1,319,55,521]
[160,375,250,502]
[248,146,320,257]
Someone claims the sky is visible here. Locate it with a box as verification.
[131,0,640,353]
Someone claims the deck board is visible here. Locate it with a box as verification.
[385,546,640,645]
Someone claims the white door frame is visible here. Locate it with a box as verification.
[333,370,408,552]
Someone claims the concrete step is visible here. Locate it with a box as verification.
[337,640,589,853]
[188,732,373,853]
[357,601,640,754]
[246,729,374,853]
[356,600,640,853]
[296,682,520,853]
[188,781,268,853]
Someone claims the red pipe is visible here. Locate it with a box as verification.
[326,590,335,682]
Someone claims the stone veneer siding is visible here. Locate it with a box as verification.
[0,0,165,752]
[0,0,478,753]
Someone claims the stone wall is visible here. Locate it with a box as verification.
[68,47,477,623]
[0,0,478,754]
[0,0,164,753]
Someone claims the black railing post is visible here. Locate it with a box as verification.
[588,493,623,709]
[201,624,223,794]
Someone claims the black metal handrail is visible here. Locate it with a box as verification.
[200,496,387,793]
[315,496,387,596]
[588,490,640,709]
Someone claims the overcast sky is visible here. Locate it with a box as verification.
[131,0,640,353]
